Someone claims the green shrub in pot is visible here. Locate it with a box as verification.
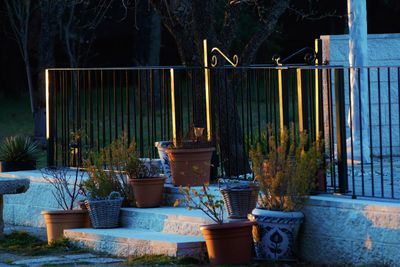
[249,126,324,260]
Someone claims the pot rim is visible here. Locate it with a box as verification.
[166,147,215,153]
[251,208,304,219]
[200,220,255,230]
[41,209,87,215]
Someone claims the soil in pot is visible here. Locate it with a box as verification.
[41,210,89,244]
[129,177,165,208]
[200,220,255,266]
[166,147,215,186]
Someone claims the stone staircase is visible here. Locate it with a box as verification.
[64,207,213,258]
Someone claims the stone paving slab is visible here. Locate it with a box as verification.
[10,254,124,266]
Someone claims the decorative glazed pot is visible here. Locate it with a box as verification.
[155,141,172,183]
[249,208,304,260]
[41,210,90,244]
[200,220,255,266]
[166,147,215,186]
[129,177,165,208]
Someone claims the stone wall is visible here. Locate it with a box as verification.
[300,196,400,266]
[3,170,400,266]
[320,34,400,156]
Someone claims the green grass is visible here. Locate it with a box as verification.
[0,231,85,256]
[0,96,47,168]
[0,96,34,141]
[126,255,200,266]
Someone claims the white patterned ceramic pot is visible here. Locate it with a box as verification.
[249,208,304,260]
[154,141,172,183]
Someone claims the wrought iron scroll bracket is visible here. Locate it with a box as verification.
[211,47,239,67]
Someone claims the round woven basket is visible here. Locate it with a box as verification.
[220,185,259,219]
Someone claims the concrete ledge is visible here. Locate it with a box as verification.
[65,228,206,258]
[301,195,400,266]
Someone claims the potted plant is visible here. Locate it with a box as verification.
[249,127,324,260]
[0,135,40,172]
[166,127,215,186]
[82,137,135,228]
[41,167,90,244]
[126,154,165,208]
[175,183,254,266]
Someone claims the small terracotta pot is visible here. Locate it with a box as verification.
[166,147,215,186]
[41,210,89,244]
[200,220,255,266]
[129,177,165,208]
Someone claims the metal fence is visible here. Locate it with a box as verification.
[46,65,400,199]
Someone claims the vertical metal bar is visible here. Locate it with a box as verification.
[170,68,177,147]
[278,68,285,133]
[101,70,105,149]
[357,68,364,197]
[347,69,355,197]
[45,69,54,167]
[367,68,374,197]
[377,68,384,197]
[203,39,212,142]
[296,68,304,133]
[388,67,394,198]
[327,69,336,191]
[334,69,348,193]
[113,70,118,140]
[315,39,320,140]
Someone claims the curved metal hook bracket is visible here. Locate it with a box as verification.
[272,47,317,66]
[210,47,238,67]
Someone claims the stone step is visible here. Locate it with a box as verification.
[120,207,214,236]
[64,228,206,259]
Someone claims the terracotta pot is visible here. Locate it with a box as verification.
[166,147,215,186]
[129,177,165,208]
[200,220,255,266]
[249,208,304,260]
[41,210,89,244]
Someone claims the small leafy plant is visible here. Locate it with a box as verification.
[126,157,161,179]
[174,183,225,224]
[0,135,39,163]
[250,126,324,211]
[82,135,134,202]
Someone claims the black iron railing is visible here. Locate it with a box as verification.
[46,65,400,199]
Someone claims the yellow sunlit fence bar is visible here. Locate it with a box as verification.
[296,68,304,133]
[170,68,177,146]
[203,39,212,142]
[278,68,284,132]
[45,69,50,139]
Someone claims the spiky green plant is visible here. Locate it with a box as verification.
[249,126,324,211]
[0,135,39,163]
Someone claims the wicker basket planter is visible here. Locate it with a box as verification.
[84,192,123,229]
[220,183,259,219]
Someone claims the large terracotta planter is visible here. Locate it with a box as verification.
[41,210,90,244]
[129,177,165,208]
[166,147,215,186]
[249,208,304,260]
[200,220,255,266]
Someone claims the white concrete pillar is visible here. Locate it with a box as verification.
[347,0,370,163]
